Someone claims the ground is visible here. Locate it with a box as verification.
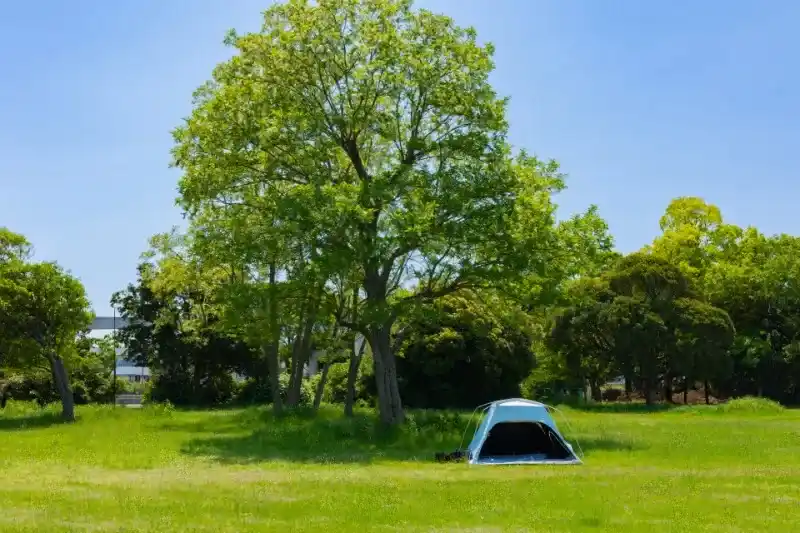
[1,400,799,532]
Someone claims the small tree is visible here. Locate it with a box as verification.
[0,261,92,421]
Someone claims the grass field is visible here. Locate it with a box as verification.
[1,399,799,532]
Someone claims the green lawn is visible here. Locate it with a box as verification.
[1,400,799,532]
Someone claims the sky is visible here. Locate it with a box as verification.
[1,0,798,317]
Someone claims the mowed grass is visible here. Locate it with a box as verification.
[1,399,799,532]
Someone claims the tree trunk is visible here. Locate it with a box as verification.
[267,262,283,416]
[313,363,330,411]
[642,378,655,406]
[683,378,689,405]
[263,343,282,414]
[344,336,366,417]
[624,375,633,398]
[191,361,204,405]
[286,333,305,407]
[367,323,404,425]
[590,379,602,402]
[287,286,323,407]
[704,380,711,405]
[664,376,674,404]
[49,355,75,422]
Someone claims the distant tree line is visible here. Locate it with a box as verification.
[542,197,800,406]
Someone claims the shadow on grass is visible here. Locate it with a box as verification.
[572,436,640,454]
[0,412,66,431]
[564,402,679,414]
[175,406,637,464]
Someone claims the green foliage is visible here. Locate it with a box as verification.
[233,373,316,407]
[144,372,237,407]
[322,360,374,406]
[2,334,122,407]
[113,259,261,407]
[170,0,593,425]
[0,229,93,421]
[395,293,535,408]
[519,353,578,404]
[0,227,32,272]
[3,372,59,406]
[0,260,92,350]
[543,196,800,407]
[548,252,735,404]
[708,396,785,414]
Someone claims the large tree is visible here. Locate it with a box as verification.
[172,0,576,424]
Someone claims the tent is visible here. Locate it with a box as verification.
[465,399,582,465]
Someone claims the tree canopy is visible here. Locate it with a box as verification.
[0,229,93,420]
[169,0,602,424]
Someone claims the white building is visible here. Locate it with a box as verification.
[88,316,150,383]
[115,359,151,383]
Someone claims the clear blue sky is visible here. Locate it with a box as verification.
[1,1,798,316]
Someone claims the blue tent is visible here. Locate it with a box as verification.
[466,399,582,465]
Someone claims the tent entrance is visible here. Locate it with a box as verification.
[477,421,574,462]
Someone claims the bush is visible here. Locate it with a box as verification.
[322,362,350,403]
[714,396,785,414]
[520,368,577,404]
[4,372,59,406]
[322,356,375,406]
[144,372,236,406]
[233,372,315,407]
[396,296,535,409]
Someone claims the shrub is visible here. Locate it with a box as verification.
[396,296,535,409]
[4,372,59,406]
[233,372,315,407]
[714,396,785,414]
[322,357,375,406]
[144,372,236,406]
[520,367,581,404]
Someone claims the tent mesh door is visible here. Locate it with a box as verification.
[477,421,573,460]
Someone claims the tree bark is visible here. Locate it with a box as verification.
[313,362,330,411]
[344,336,366,417]
[49,354,75,422]
[267,262,283,416]
[642,378,655,406]
[664,375,674,404]
[368,323,404,425]
[590,379,602,402]
[287,285,323,407]
[286,333,305,407]
[704,380,711,405]
[1,381,8,409]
